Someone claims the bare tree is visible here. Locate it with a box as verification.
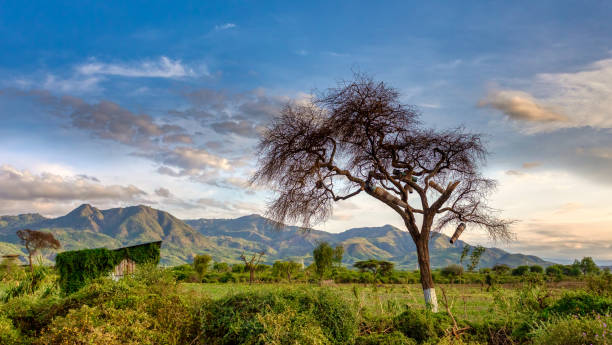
[251,75,513,311]
[16,229,61,274]
[240,251,265,284]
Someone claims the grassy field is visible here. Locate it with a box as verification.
[180,282,584,323]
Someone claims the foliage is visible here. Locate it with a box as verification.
[0,314,23,345]
[55,242,161,293]
[213,262,230,273]
[529,265,543,273]
[355,331,417,345]
[512,265,530,276]
[394,307,453,343]
[587,270,612,296]
[529,314,612,345]
[200,288,357,345]
[579,256,600,275]
[313,242,343,278]
[492,264,510,275]
[2,265,201,344]
[467,245,485,272]
[441,264,463,278]
[271,260,302,281]
[543,290,612,317]
[16,229,61,273]
[193,254,212,276]
[354,260,395,278]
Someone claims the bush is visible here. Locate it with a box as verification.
[355,331,416,345]
[512,266,530,276]
[543,291,612,317]
[394,307,452,343]
[529,314,612,345]
[200,288,357,344]
[0,314,23,345]
[587,270,612,296]
[4,266,200,342]
[441,264,463,278]
[530,265,543,274]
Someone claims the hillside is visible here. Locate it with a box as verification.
[0,205,553,268]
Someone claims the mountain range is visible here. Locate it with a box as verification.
[0,204,553,269]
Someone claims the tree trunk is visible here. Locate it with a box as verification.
[416,238,438,312]
[249,268,254,285]
[28,253,33,275]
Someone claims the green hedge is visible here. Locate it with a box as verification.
[55,242,161,294]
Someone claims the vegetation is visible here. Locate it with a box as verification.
[16,229,60,274]
[1,258,610,345]
[55,242,161,293]
[313,242,344,278]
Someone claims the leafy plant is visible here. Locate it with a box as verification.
[55,242,161,293]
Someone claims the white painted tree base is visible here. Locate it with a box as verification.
[423,288,439,312]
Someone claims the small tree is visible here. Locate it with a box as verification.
[354,259,395,277]
[467,245,485,272]
[213,262,230,273]
[441,264,464,281]
[240,251,265,284]
[193,254,212,276]
[333,245,344,267]
[580,257,600,275]
[512,265,530,276]
[272,260,301,282]
[16,229,60,274]
[492,264,510,275]
[530,265,543,274]
[313,242,334,278]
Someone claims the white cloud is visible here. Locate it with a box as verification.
[0,165,147,202]
[42,74,103,93]
[214,23,236,31]
[77,56,204,78]
[480,57,612,132]
[155,147,232,178]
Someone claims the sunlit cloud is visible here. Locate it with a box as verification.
[77,56,205,78]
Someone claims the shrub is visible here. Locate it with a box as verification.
[587,270,612,296]
[4,266,200,341]
[0,314,23,345]
[529,314,612,345]
[530,265,543,273]
[200,288,357,344]
[394,307,452,343]
[193,254,212,276]
[355,331,417,345]
[441,264,463,278]
[511,266,530,276]
[543,291,612,317]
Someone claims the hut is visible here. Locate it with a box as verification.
[55,241,162,293]
[109,242,162,280]
[1,254,21,273]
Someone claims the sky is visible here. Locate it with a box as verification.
[1,1,611,264]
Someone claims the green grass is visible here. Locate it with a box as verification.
[180,282,574,323]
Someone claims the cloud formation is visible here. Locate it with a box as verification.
[154,187,172,198]
[480,57,612,132]
[0,165,146,202]
[177,88,287,137]
[77,56,202,78]
[479,90,568,123]
[214,23,236,31]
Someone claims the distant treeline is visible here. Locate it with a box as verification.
[169,254,609,285]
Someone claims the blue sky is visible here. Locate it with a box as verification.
[1,1,612,263]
